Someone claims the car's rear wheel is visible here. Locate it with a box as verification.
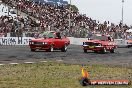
[127,45,131,48]
[101,48,106,54]
[110,49,115,53]
[84,49,87,53]
[31,49,36,52]
[61,44,67,52]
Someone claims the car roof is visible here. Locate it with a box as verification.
[42,31,55,34]
[93,34,110,37]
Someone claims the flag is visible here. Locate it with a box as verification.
[81,67,89,78]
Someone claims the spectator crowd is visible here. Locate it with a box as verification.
[0,0,132,39]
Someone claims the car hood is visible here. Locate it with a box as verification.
[85,40,115,45]
[31,38,51,42]
[85,40,102,43]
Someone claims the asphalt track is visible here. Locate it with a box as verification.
[0,45,132,67]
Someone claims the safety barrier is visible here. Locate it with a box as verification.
[68,37,129,47]
[0,37,33,45]
[0,37,129,47]
[114,39,128,47]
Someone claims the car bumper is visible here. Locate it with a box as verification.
[83,45,104,51]
[29,44,50,50]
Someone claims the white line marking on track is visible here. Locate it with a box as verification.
[0,64,4,66]
[24,62,35,64]
[40,61,47,63]
[56,60,63,62]
[9,63,19,65]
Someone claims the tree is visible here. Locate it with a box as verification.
[71,5,78,12]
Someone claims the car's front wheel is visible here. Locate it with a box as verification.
[31,49,36,52]
[47,45,54,52]
[61,44,67,52]
[110,49,115,53]
[84,49,87,53]
[101,48,106,54]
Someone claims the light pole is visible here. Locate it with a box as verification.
[121,0,124,25]
[18,1,21,16]
[69,0,71,33]
[7,0,10,16]
[5,0,10,16]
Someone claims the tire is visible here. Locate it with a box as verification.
[110,49,115,53]
[31,49,36,52]
[48,45,54,52]
[127,45,131,48]
[101,48,106,54]
[61,44,67,52]
[84,49,87,53]
[94,51,98,53]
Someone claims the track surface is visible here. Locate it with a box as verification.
[0,45,132,67]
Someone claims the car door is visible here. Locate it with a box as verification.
[53,33,63,48]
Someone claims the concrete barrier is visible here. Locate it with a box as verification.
[68,37,88,45]
[0,37,129,47]
[0,37,33,45]
[114,39,128,47]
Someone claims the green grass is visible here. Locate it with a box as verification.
[0,61,131,88]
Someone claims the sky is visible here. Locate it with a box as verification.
[67,0,132,25]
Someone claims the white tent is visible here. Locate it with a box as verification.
[126,29,132,32]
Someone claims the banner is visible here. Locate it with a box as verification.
[0,37,34,45]
[0,37,129,47]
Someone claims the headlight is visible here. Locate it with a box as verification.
[98,44,102,46]
[31,42,34,44]
[83,42,88,46]
[45,42,48,44]
[95,44,103,47]
[42,42,48,44]
[83,42,86,45]
[29,42,34,44]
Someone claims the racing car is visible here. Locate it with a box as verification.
[82,34,117,53]
[29,31,70,52]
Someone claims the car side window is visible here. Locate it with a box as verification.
[56,32,61,39]
[47,33,54,38]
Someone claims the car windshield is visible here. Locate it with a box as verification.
[38,31,55,38]
[90,35,108,41]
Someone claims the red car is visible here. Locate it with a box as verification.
[29,31,70,52]
[83,34,117,53]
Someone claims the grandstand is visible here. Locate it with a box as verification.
[32,0,68,6]
[0,0,131,39]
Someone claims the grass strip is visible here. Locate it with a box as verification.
[0,61,131,88]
